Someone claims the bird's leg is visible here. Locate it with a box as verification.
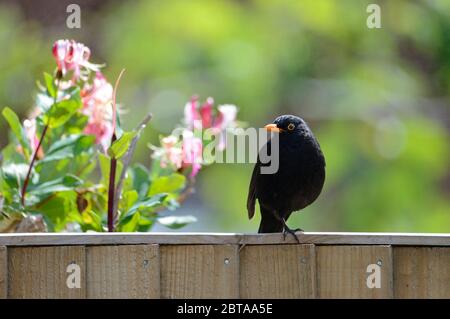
[281,218,302,243]
[269,210,302,243]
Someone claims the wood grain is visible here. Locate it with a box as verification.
[161,245,239,298]
[240,244,316,298]
[394,247,450,298]
[317,245,393,298]
[86,245,160,298]
[0,246,6,299]
[0,233,449,246]
[8,246,85,299]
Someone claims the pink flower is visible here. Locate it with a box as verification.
[181,130,203,178]
[184,95,200,129]
[184,96,237,149]
[159,135,183,169]
[52,39,99,81]
[199,97,214,128]
[185,96,217,130]
[214,104,238,150]
[81,72,114,151]
[153,97,238,178]
[152,131,203,178]
[214,104,237,130]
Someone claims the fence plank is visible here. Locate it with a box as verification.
[317,245,393,298]
[2,233,450,247]
[161,245,239,298]
[240,244,316,298]
[0,246,6,299]
[394,247,450,298]
[8,246,85,298]
[86,245,160,298]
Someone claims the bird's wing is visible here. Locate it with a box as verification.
[246,162,259,219]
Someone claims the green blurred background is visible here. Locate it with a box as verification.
[0,0,449,232]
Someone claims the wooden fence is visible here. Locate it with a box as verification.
[0,232,449,298]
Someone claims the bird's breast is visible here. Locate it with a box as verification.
[255,136,325,212]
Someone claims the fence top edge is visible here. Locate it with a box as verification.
[0,232,449,246]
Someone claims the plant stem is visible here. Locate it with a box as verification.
[20,124,49,206]
[107,69,125,232]
[107,134,117,232]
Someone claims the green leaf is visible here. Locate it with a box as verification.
[120,190,139,214]
[131,164,151,198]
[148,173,186,196]
[81,210,103,232]
[115,110,124,138]
[107,131,137,159]
[36,93,54,113]
[43,87,82,128]
[64,112,89,134]
[43,72,56,98]
[39,134,95,163]
[2,107,31,159]
[1,163,36,188]
[137,217,155,232]
[98,152,123,185]
[36,191,77,232]
[124,193,167,218]
[119,211,140,232]
[157,215,197,229]
[2,107,24,142]
[28,174,83,196]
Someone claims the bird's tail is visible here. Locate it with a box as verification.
[258,207,283,233]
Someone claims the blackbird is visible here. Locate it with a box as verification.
[247,115,326,241]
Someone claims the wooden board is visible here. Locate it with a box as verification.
[394,247,450,298]
[240,244,316,298]
[160,245,239,298]
[317,245,393,298]
[86,245,160,299]
[0,232,449,246]
[8,246,85,299]
[0,246,6,299]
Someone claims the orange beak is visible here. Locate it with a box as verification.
[265,123,283,132]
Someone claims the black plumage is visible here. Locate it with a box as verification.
[247,115,326,239]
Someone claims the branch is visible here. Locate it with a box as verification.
[107,69,125,232]
[107,134,117,232]
[112,112,153,224]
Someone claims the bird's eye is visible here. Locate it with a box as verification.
[287,123,295,131]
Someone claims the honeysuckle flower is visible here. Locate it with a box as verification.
[81,72,114,151]
[213,104,238,150]
[153,97,238,178]
[199,97,214,128]
[184,95,200,130]
[159,135,183,169]
[152,131,203,177]
[185,96,219,130]
[181,130,203,177]
[214,104,238,130]
[184,96,237,150]
[52,39,100,81]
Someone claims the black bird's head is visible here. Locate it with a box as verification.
[265,115,309,136]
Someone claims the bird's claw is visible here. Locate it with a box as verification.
[282,226,302,244]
